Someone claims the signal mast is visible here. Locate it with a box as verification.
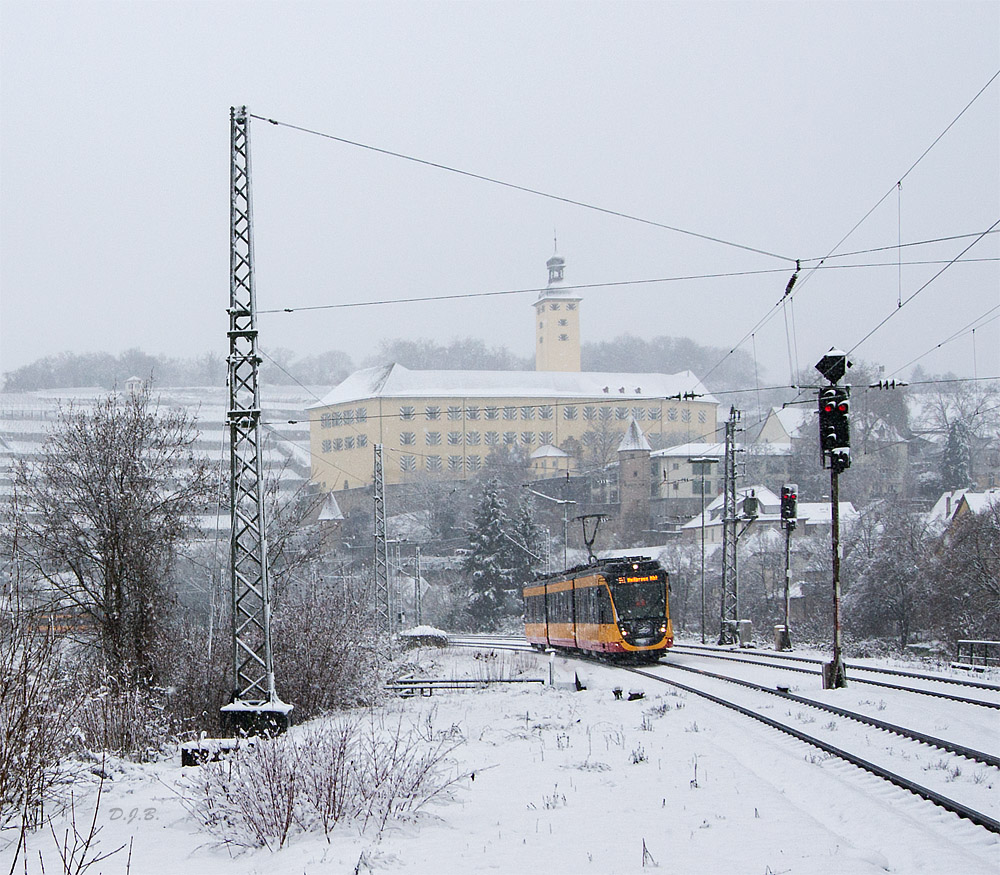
[815,348,852,689]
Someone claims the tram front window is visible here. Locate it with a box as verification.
[613,581,666,619]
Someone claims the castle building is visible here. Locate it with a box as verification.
[307,255,718,495]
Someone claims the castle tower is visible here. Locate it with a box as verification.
[617,417,652,546]
[534,251,582,372]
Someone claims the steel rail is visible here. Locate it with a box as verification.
[669,646,1000,709]
[653,660,1000,768]
[671,643,1000,693]
[626,666,1000,835]
[444,636,1000,831]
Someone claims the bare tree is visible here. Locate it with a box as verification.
[931,501,1000,642]
[9,386,211,679]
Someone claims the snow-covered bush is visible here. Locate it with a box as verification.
[0,594,81,829]
[183,709,465,849]
[73,665,172,761]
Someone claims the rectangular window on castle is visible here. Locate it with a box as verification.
[426,431,442,446]
[321,439,332,453]
[321,413,332,429]
[503,406,517,420]
[344,436,355,449]
[584,406,598,421]
[467,455,482,471]
[563,406,578,420]
[485,406,499,420]
[342,409,355,425]
[521,432,535,445]
[632,407,646,421]
[521,406,535,420]
[331,411,343,427]
[539,406,553,420]
[540,430,554,445]
[426,455,442,472]
[466,431,481,445]
[400,432,416,446]
[503,431,517,445]
[485,431,500,446]
[425,406,441,420]
[648,407,662,421]
[466,405,480,420]
[448,405,463,421]
[400,406,415,421]
[355,407,367,423]
[448,431,462,446]
[400,455,416,472]
[332,438,344,451]
[357,434,368,447]
[615,407,629,421]
[448,455,464,472]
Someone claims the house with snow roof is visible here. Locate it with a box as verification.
[307,254,719,495]
[678,484,858,546]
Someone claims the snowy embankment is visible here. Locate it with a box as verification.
[10,646,999,875]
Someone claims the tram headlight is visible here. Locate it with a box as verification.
[659,623,667,634]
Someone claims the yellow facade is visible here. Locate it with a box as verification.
[309,383,718,493]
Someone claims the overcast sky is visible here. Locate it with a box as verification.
[1,1,997,390]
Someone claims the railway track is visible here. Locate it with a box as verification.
[668,644,1000,709]
[627,661,1000,834]
[445,633,1000,834]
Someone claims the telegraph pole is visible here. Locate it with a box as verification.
[221,106,290,735]
[816,349,851,689]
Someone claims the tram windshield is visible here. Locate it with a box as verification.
[612,579,666,619]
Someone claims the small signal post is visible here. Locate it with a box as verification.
[815,349,851,689]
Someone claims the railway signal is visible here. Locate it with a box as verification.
[815,349,849,689]
[780,483,798,524]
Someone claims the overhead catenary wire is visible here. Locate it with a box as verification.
[847,218,1000,358]
[887,306,1000,378]
[250,113,795,264]
[257,257,997,316]
[696,69,1000,387]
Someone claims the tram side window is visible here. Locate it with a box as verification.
[597,585,613,624]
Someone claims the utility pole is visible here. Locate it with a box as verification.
[221,106,290,735]
[373,444,390,640]
[718,407,741,645]
[688,456,719,644]
[816,349,851,689]
[522,485,575,571]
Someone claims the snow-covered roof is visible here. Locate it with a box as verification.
[681,486,858,530]
[958,490,1000,515]
[618,418,651,453]
[318,493,344,522]
[309,363,717,409]
[652,441,724,459]
[531,444,568,459]
[926,489,971,529]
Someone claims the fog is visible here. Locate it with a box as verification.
[1,1,997,389]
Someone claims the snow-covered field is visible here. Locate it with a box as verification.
[9,645,999,875]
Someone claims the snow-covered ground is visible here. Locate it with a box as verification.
[9,645,999,875]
